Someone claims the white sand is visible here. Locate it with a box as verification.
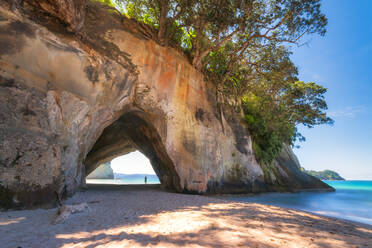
[1,184,371,248]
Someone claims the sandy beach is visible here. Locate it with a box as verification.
[1,184,371,248]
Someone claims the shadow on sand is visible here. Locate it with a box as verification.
[1,184,371,248]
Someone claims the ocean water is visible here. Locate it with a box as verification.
[225,180,372,226]
[86,174,160,185]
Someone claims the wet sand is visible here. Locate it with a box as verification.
[1,184,371,248]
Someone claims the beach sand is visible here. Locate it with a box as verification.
[1,184,371,248]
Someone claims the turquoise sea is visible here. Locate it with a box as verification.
[226,180,372,226]
[86,174,160,185]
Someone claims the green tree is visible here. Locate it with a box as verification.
[240,45,333,163]
[242,79,333,164]
[205,41,333,163]
[116,0,192,46]
[114,0,327,69]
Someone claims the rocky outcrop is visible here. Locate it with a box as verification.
[86,162,114,179]
[267,144,331,191]
[25,0,87,32]
[0,0,332,208]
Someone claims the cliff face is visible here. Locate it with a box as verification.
[86,162,114,179]
[0,0,331,208]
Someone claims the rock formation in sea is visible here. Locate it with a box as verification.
[86,162,114,179]
[0,0,332,208]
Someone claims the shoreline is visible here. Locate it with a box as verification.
[1,184,371,248]
[215,192,372,229]
[215,182,372,227]
[301,209,372,230]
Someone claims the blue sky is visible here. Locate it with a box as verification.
[112,0,371,180]
[291,0,372,179]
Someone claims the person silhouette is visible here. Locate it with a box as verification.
[144,176,147,184]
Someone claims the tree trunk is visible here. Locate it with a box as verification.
[192,55,203,71]
[157,0,168,45]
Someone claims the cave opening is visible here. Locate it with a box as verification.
[84,111,181,191]
[86,151,160,185]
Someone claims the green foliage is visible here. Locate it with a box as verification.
[95,0,116,7]
[237,42,333,164]
[302,168,345,180]
[123,1,158,26]
[107,0,327,70]
[241,51,333,164]
[243,93,293,164]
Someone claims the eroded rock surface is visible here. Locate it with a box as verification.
[0,0,331,208]
[86,162,114,179]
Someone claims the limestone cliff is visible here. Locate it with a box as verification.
[86,162,114,179]
[0,0,331,208]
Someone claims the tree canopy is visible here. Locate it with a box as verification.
[97,0,333,164]
[114,0,326,69]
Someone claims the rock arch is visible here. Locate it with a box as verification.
[85,111,181,191]
[0,1,331,208]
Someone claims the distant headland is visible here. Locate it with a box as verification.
[301,168,345,181]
